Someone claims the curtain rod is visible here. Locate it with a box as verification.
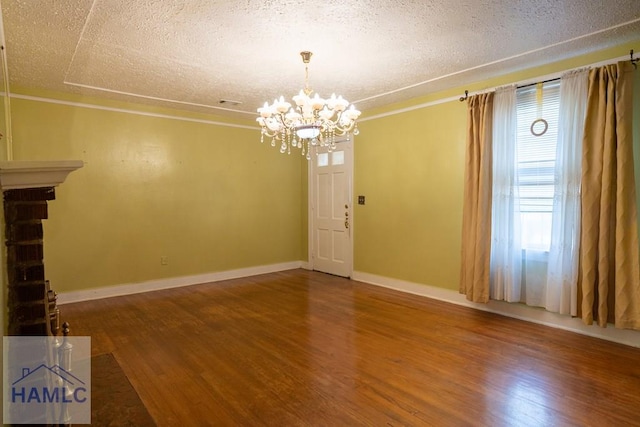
[458,77,560,101]
[516,77,560,90]
[459,49,636,102]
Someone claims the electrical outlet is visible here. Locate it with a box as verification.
[358,195,365,205]
[160,256,168,265]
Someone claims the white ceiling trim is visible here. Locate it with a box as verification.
[60,13,640,117]
[62,0,97,84]
[8,51,632,131]
[3,0,640,120]
[359,95,461,122]
[354,17,640,106]
[63,80,254,116]
[360,53,631,122]
[7,92,256,130]
[61,0,256,117]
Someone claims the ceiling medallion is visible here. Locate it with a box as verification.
[256,51,361,160]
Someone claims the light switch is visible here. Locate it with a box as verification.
[358,195,365,205]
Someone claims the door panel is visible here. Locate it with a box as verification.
[310,139,353,277]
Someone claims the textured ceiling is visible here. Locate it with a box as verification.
[2,0,640,121]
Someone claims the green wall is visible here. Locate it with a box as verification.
[10,96,305,292]
[5,39,639,297]
[354,102,466,289]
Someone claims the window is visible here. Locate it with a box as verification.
[317,152,329,167]
[515,81,560,251]
[331,150,344,165]
[489,72,587,311]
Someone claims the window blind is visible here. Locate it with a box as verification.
[516,81,560,250]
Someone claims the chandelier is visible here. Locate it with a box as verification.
[257,51,361,160]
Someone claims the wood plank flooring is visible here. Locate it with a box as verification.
[61,269,640,426]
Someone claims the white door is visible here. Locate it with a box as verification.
[309,138,353,277]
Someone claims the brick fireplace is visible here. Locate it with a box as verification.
[1,160,83,336]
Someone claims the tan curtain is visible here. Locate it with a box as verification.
[459,93,494,303]
[579,61,640,329]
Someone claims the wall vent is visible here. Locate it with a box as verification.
[218,99,242,106]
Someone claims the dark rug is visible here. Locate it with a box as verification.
[92,353,156,426]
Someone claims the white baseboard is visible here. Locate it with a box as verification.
[300,261,311,270]
[58,261,304,305]
[352,271,640,348]
[57,264,638,348]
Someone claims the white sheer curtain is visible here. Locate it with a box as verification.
[490,71,587,314]
[490,85,520,302]
[545,69,588,315]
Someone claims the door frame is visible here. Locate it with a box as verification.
[307,135,354,277]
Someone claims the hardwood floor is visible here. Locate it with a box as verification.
[61,269,640,426]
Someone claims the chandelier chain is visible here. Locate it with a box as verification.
[304,64,312,96]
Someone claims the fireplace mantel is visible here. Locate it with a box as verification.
[2,160,83,336]
[0,160,84,190]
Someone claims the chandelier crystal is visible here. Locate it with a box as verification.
[257,51,361,160]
